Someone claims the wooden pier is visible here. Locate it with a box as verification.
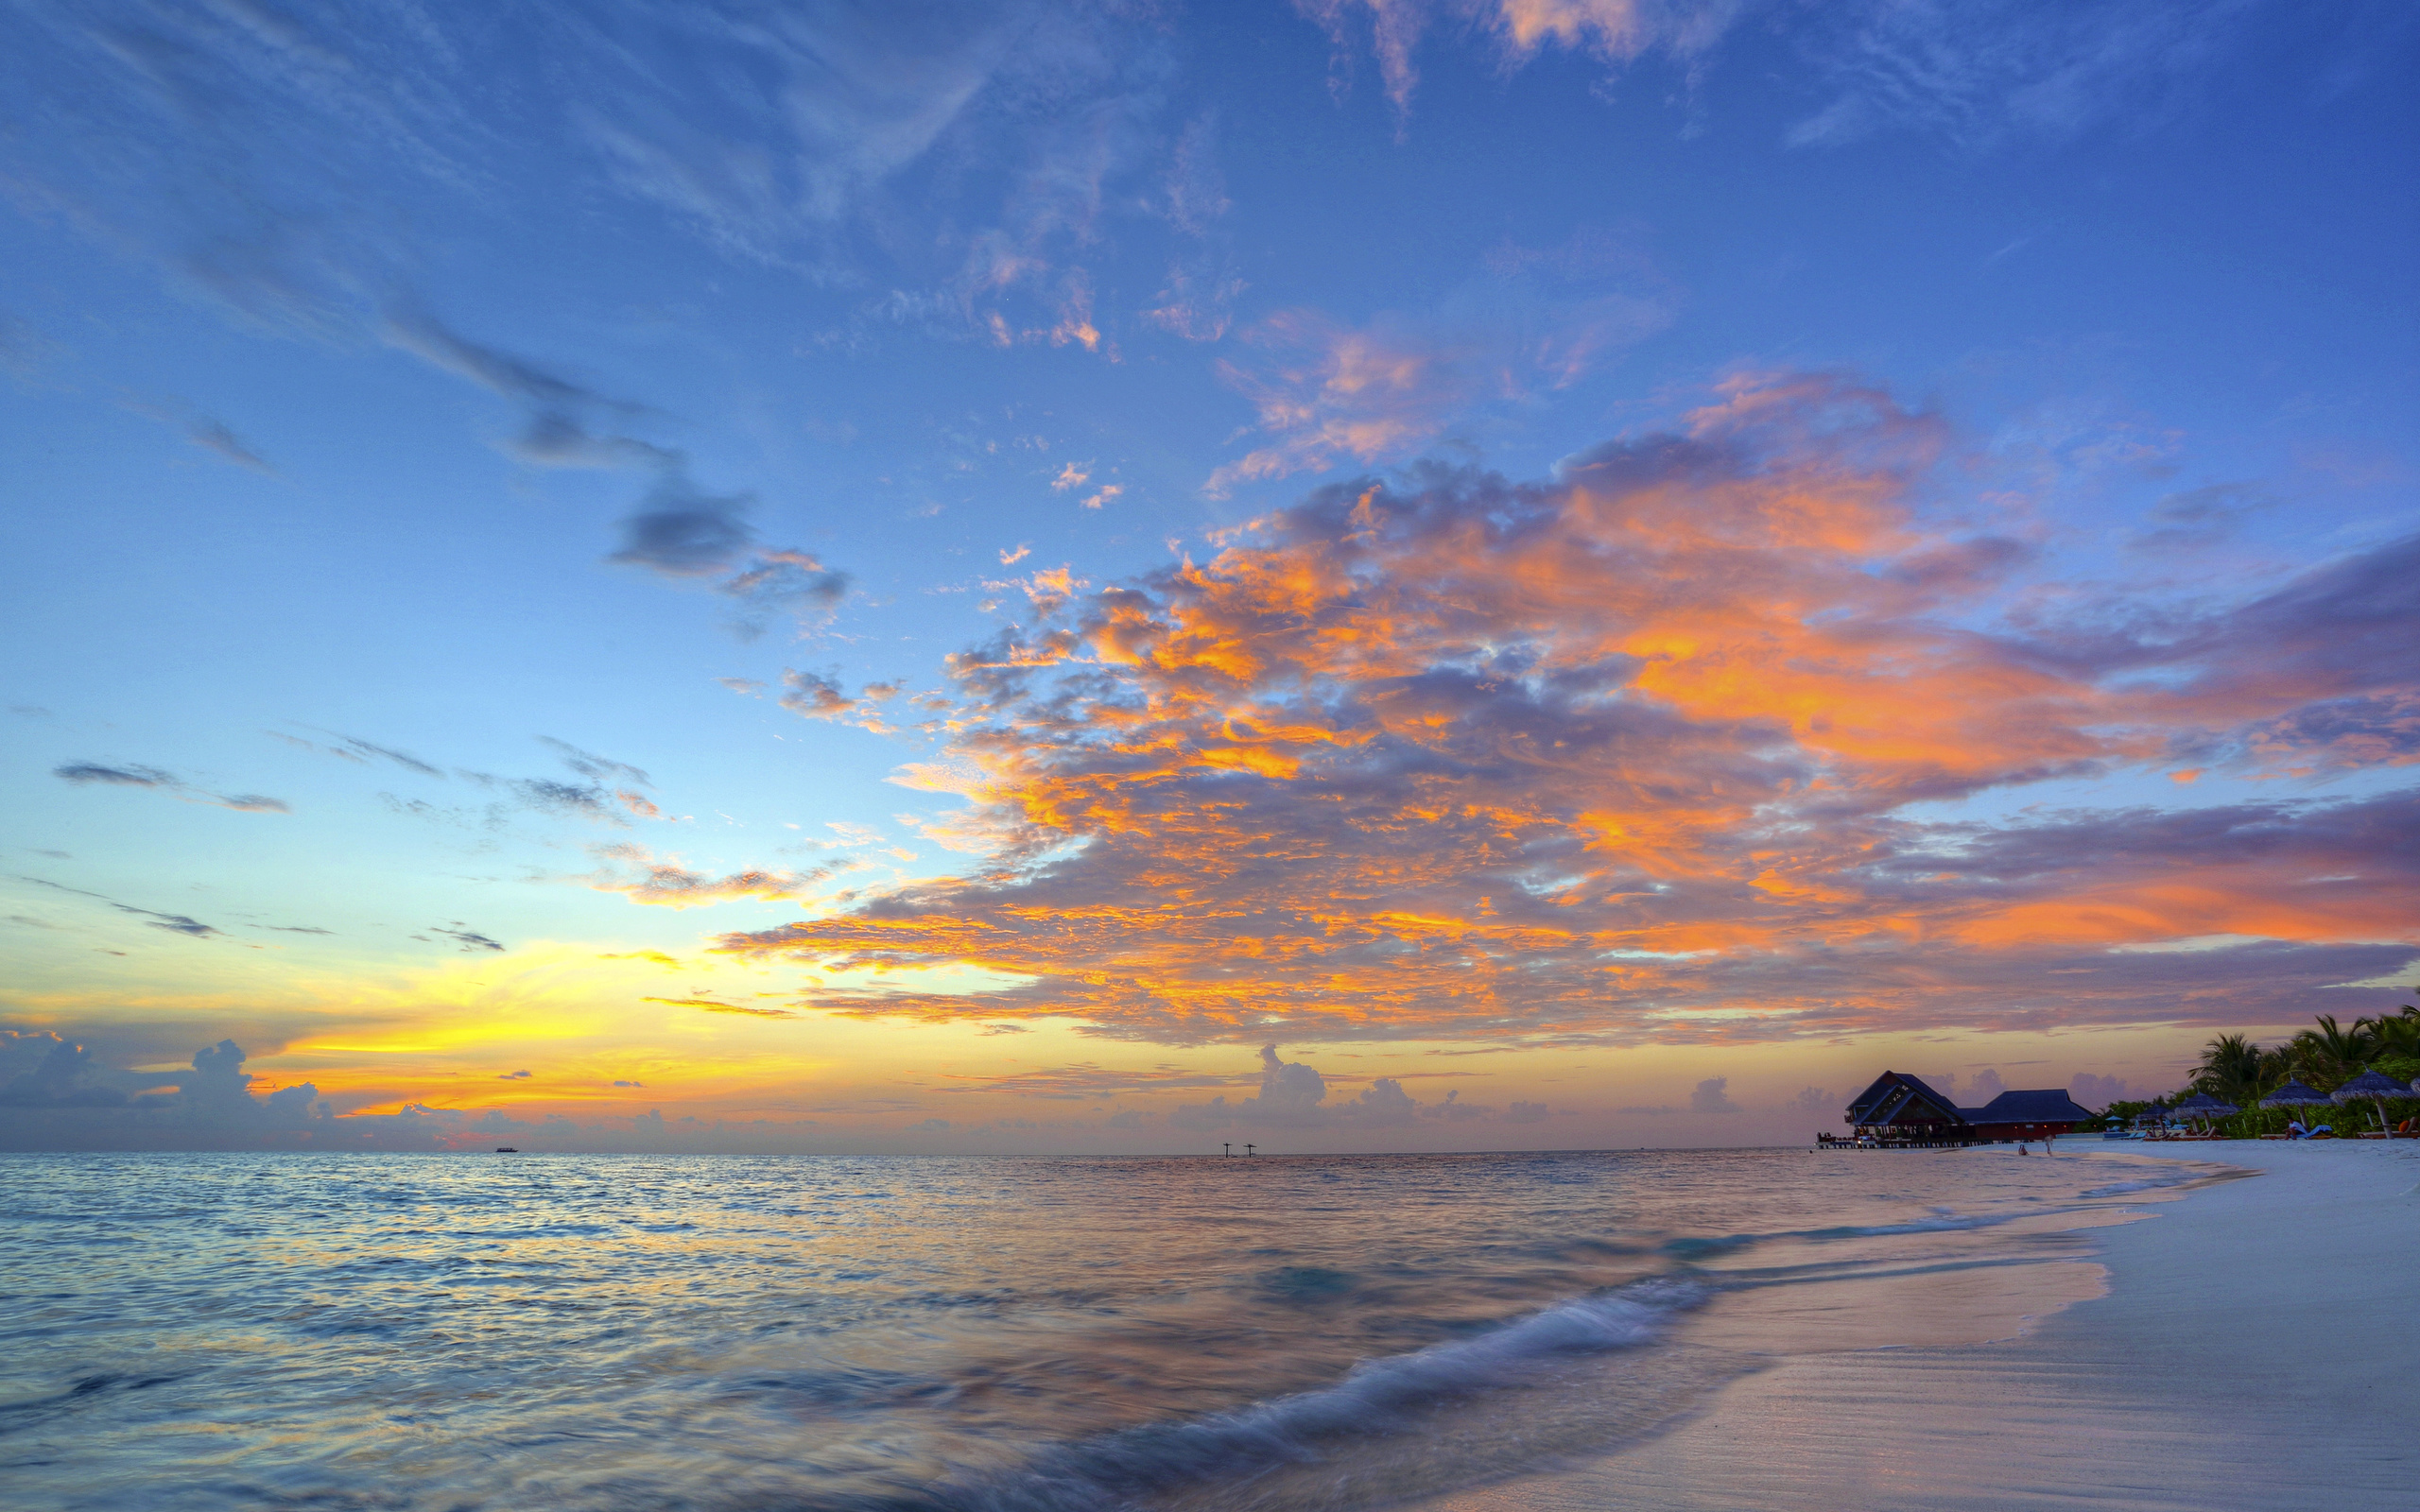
[1816,1133,1970,1150]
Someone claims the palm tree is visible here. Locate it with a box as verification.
[2357,1000,2420,1058]
[2195,1033,2266,1103]
[2290,1014,2378,1090]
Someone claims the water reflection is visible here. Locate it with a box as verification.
[0,1148,2211,1510]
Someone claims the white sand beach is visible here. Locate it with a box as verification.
[1422,1142,2420,1512]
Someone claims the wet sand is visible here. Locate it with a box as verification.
[1420,1141,2420,1511]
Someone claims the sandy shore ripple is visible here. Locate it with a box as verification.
[1420,1141,2420,1512]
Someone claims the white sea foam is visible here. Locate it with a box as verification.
[1677,1173,2204,1263]
[951,1278,1709,1511]
[2077,1173,2201,1198]
[1228,1274,1706,1434]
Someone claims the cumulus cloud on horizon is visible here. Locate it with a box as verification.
[0,1029,791,1153]
[1167,1045,1489,1130]
[0,1032,327,1149]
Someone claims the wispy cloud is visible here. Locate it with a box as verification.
[14,877,223,939]
[382,305,855,633]
[0,2,1168,342]
[0,1,473,335]
[185,417,272,472]
[1143,112,1244,342]
[938,1062,1253,1099]
[121,396,276,473]
[1206,238,1675,494]
[1292,0,1742,117]
[382,305,671,471]
[646,996,799,1019]
[1206,311,1479,494]
[53,763,175,788]
[335,735,442,777]
[586,844,829,908]
[560,1,1178,346]
[504,779,629,826]
[0,312,66,383]
[368,734,692,835]
[539,738,657,816]
[9,0,866,638]
[1786,0,2269,149]
[1290,0,2273,148]
[53,762,288,814]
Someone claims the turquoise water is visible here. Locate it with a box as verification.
[0,1149,2198,1510]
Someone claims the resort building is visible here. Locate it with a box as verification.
[1962,1088,2099,1143]
[1830,1072,2099,1147]
[1841,1071,1970,1145]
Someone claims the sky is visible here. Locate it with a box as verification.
[2,0,2414,1154]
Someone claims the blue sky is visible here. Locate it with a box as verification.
[3,0,2413,1152]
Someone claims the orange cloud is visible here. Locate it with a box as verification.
[1205,253,1673,497]
[645,997,800,1019]
[777,669,903,734]
[1293,0,1737,114]
[721,374,2420,1044]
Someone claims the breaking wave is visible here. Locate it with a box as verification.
[933,1278,1709,1512]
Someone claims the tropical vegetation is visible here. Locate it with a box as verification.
[2100,994,2420,1138]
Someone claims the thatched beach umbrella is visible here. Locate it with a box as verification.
[2171,1091,2238,1131]
[2260,1079,2334,1133]
[2332,1070,2411,1137]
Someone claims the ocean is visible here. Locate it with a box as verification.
[0,1148,2207,1511]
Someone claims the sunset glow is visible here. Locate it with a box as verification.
[3,0,2412,1152]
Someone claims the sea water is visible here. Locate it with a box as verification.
[0,1148,2204,1510]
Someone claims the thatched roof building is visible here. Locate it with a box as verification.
[1837,1073,2096,1145]
[1962,1089,2097,1141]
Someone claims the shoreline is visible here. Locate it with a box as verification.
[1419,1141,2420,1511]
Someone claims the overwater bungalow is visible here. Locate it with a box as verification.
[1818,1072,2098,1148]
[1832,1070,1970,1146]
